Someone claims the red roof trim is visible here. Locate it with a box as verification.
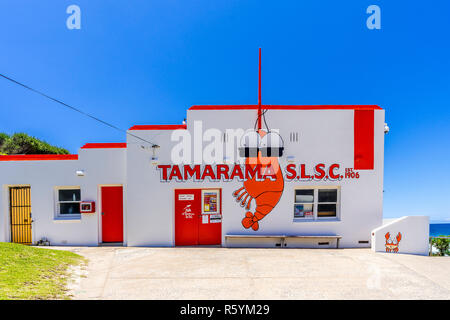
[81,143,127,149]
[128,124,187,130]
[189,105,382,110]
[0,154,78,161]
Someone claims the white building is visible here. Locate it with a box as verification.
[0,104,429,254]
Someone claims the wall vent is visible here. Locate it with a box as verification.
[318,242,329,245]
[289,132,299,142]
[358,240,369,244]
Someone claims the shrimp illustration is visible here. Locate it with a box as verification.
[385,232,402,253]
[232,129,284,231]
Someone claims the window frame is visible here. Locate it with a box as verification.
[293,186,340,222]
[54,186,81,219]
[293,189,315,220]
[317,188,339,219]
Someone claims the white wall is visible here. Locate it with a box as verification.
[125,108,386,248]
[126,131,177,246]
[78,148,127,245]
[0,147,126,245]
[0,107,389,248]
[371,216,429,255]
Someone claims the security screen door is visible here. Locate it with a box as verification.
[9,186,32,245]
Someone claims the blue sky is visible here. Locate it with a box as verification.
[0,1,449,221]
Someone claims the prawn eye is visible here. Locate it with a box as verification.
[239,130,260,157]
[259,131,284,157]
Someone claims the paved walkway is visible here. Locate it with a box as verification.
[63,247,450,299]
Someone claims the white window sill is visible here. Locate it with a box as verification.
[53,216,81,223]
[293,218,340,223]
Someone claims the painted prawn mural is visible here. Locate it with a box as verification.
[385,232,402,253]
[232,112,285,231]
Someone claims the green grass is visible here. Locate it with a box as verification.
[0,243,85,300]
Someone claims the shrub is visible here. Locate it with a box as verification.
[0,133,69,155]
[0,133,9,149]
[431,236,450,256]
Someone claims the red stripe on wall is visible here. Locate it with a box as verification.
[0,154,78,161]
[189,105,382,111]
[354,110,374,170]
[128,124,187,130]
[81,143,126,149]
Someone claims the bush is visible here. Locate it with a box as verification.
[0,133,9,149]
[431,236,450,256]
[0,133,69,155]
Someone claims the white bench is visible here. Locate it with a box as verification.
[225,234,342,248]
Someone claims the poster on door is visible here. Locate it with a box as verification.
[203,192,218,213]
[179,194,194,201]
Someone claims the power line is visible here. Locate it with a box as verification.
[0,73,158,147]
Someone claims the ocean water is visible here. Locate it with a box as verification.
[429,223,450,237]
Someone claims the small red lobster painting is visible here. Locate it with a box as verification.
[385,232,402,253]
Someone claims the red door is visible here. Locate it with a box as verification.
[101,186,123,243]
[175,189,221,246]
[175,189,201,246]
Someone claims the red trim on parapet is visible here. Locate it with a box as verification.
[0,154,78,161]
[81,143,127,149]
[128,125,187,130]
[189,105,382,111]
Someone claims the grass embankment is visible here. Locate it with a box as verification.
[0,243,85,300]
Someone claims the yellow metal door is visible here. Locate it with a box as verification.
[9,186,32,245]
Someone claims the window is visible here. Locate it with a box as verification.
[294,189,314,219]
[294,188,339,221]
[318,189,337,217]
[56,188,81,216]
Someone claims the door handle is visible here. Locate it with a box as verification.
[101,212,105,216]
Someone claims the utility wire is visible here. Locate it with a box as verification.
[0,73,158,147]
[254,108,269,131]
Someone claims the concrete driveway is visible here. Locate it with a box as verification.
[64,247,450,300]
